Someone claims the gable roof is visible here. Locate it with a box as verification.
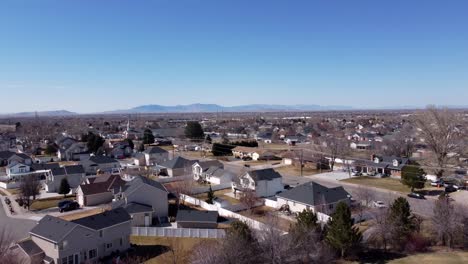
[51,165,85,176]
[80,175,126,195]
[123,202,154,214]
[88,155,119,164]
[123,176,168,195]
[277,181,350,206]
[194,160,224,171]
[30,215,78,243]
[176,210,218,223]
[144,146,168,155]
[16,239,44,257]
[159,156,197,169]
[72,208,131,230]
[246,168,282,182]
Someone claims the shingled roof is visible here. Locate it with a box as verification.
[72,208,131,230]
[277,181,350,206]
[247,168,282,182]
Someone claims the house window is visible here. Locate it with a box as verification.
[68,256,73,264]
[62,257,68,264]
[328,204,334,210]
[89,249,97,259]
[120,238,123,246]
[99,230,103,237]
[106,243,113,249]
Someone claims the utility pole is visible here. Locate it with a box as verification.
[300,149,304,177]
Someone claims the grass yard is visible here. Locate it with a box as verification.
[7,188,21,195]
[130,236,211,264]
[194,189,241,205]
[0,188,8,196]
[275,165,320,177]
[30,196,75,211]
[389,251,468,264]
[342,177,413,193]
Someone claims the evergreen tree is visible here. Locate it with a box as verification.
[326,202,362,258]
[205,134,212,144]
[206,185,215,204]
[388,197,416,249]
[185,121,205,139]
[228,221,255,242]
[296,209,319,230]
[83,132,105,154]
[44,144,58,155]
[401,163,425,192]
[138,143,145,152]
[124,138,135,149]
[142,129,155,144]
[59,178,71,198]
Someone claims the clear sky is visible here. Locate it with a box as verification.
[1,0,467,113]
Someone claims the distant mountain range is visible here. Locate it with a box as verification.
[0,110,77,117]
[1,104,467,117]
[107,104,354,114]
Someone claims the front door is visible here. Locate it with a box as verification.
[144,214,150,227]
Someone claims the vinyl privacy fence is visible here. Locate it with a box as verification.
[132,226,226,239]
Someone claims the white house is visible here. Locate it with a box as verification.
[232,168,284,198]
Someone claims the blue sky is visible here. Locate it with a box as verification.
[1,0,467,113]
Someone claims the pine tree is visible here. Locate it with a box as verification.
[326,202,362,258]
[206,185,215,204]
[185,121,205,139]
[401,163,425,192]
[59,178,71,198]
[388,197,415,249]
[142,129,155,144]
[296,209,319,230]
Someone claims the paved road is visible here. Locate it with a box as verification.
[0,197,36,242]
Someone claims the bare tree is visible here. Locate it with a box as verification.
[0,228,21,264]
[415,106,463,177]
[354,186,375,225]
[239,189,258,214]
[317,133,349,172]
[170,178,196,207]
[19,175,41,210]
[190,240,222,264]
[161,237,190,264]
[257,214,290,264]
[432,196,464,248]
[382,125,415,157]
[368,208,393,251]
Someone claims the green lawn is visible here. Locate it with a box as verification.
[30,196,75,211]
[389,251,468,264]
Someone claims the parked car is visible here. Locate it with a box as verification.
[58,200,79,213]
[430,180,444,187]
[407,192,425,199]
[373,201,386,208]
[445,185,458,193]
[352,171,362,176]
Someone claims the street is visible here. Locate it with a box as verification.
[0,198,36,242]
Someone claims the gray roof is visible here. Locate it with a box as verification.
[30,215,78,243]
[72,208,131,230]
[195,160,224,171]
[247,168,282,182]
[51,165,85,176]
[17,239,44,256]
[160,156,197,169]
[31,163,60,171]
[277,181,350,206]
[123,176,168,194]
[87,156,119,165]
[123,202,154,214]
[144,146,168,154]
[176,210,218,223]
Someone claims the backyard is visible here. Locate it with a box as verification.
[130,236,211,264]
[30,196,75,211]
[194,189,240,205]
[389,251,468,264]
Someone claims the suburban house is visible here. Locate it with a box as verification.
[57,141,88,161]
[354,154,409,177]
[5,162,58,181]
[0,150,32,167]
[45,165,86,193]
[80,156,120,175]
[232,168,284,198]
[192,160,233,184]
[76,174,127,207]
[276,181,351,215]
[232,146,280,161]
[176,210,219,229]
[350,142,372,150]
[113,176,169,226]
[143,146,170,166]
[13,208,131,264]
[158,156,197,177]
